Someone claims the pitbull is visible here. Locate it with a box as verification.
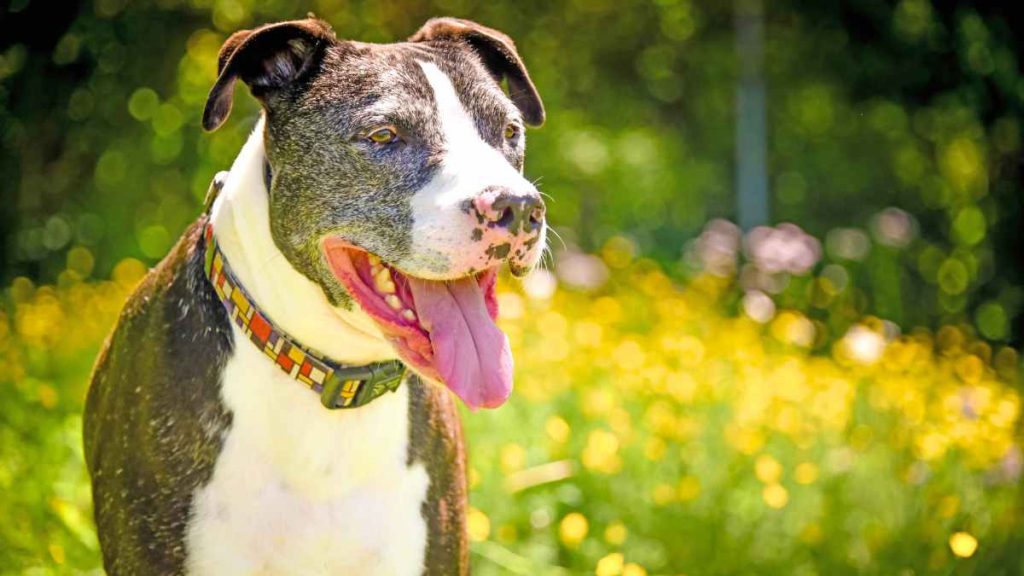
[83,16,545,575]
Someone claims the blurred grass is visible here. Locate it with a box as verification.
[2,236,1020,575]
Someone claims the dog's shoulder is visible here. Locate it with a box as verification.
[89,217,218,357]
[85,217,232,462]
[84,217,234,575]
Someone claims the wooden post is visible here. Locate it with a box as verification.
[735,0,769,229]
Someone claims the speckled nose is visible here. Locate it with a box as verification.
[472,186,545,236]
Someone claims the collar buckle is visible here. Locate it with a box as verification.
[319,360,407,409]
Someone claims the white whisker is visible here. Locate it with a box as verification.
[538,244,555,272]
[547,226,567,251]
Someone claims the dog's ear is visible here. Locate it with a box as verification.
[203,18,337,131]
[410,18,545,127]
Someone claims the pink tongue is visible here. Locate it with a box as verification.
[407,276,513,409]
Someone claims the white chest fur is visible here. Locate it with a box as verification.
[185,119,429,575]
[185,327,429,576]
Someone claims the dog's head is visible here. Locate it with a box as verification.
[204,17,546,409]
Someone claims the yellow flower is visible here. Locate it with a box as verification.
[583,389,616,418]
[623,563,647,576]
[949,531,978,558]
[466,507,490,542]
[604,522,628,545]
[546,416,571,444]
[762,483,789,509]
[560,512,588,548]
[613,339,646,371]
[596,552,624,576]
[955,355,984,384]
[915,431,949,461]
[771,311,815,347]
[500,443,526,473]
[574,320,604,347]
[675,335,705,367]
[644,437,667,461]
[678,475,701,502]
[794,462,819,485]
[652,483,675,506]
[582,429,621,474]
[725,425,765,455]
[755,454,783,484]
[112,258,147,289]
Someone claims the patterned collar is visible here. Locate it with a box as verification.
[201,188,406,410]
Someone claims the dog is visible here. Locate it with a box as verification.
[83,16,545,575]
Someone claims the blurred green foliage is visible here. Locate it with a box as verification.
[2,0,1023,342]
[1,0,1023,574]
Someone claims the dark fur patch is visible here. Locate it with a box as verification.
[406,375,469,575]
[203,19,337,131]
[84,219,233,575]
[486,242,511,260]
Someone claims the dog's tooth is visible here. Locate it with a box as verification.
[386,295,402,310]
[402,309,416,322]
[368,254,381,266]
[374,267,396,294]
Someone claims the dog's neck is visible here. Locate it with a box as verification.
[208,117,396,365]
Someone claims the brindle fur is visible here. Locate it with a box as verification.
[84,220,234,574]
[85,16,544,575]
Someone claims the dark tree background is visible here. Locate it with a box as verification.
[2,0,1022,343]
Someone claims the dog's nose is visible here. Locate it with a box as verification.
[472,187,545,235]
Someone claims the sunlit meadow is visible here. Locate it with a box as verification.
[2,220,1020,575]
[3,2,1023,573]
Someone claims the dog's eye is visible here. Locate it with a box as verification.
[503,122,521,142]
[367,127,399,145]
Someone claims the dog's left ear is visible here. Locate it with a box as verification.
[203,18,337,131]
[410,18,545,126]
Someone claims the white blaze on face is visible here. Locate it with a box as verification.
[404,61,541,278]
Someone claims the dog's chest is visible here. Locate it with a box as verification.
[185,325,429,576]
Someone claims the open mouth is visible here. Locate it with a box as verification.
[322,237,512,410]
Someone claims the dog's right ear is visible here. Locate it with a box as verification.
[203,18,336,131]
[410,18,544,126]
